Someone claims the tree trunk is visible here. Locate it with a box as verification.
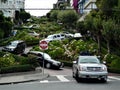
[97,35,101,55]
[107,40,110,54]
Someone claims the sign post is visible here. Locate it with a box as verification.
[39,40,48,75]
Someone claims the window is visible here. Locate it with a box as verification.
[57,35,60,37]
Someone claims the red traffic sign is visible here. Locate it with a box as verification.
[39,40,48,50]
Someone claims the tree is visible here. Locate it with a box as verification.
[84,13,103,55]
[102,19,115,54]
[113,25,120,48]
[92,17,102,54]
[98,0,118,19]
[19,10,31,23]
[76,21,87,36]
[58,10,78,29]
[113,0,120,23]
[0,13,13,38]
[50,10,59,22]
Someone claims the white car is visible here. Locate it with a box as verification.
[61,32,74,38]
[72,56,108,82]
[41,33,66,43]
[28,31,39,37]
[73,33,82,39]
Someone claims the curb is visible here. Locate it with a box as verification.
[0,73,49,85]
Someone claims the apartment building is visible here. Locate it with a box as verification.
[78,0,97,14]
[0,0,25,19]
[72,0,97,21]
[53,0,69,9]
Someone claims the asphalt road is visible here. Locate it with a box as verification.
[0,67,120,90]
[0,77,120,90]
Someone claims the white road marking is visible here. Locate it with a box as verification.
[109,76,120,80]
[20,76,120,84]
[40,80,49,83]
[56,75,70,82]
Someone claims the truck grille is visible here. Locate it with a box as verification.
[87,67,101,71]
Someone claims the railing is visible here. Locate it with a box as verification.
[83,0,96,9]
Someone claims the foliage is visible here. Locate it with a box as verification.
[104,54,120,73]
[76,21,87,36]
[0,30,39,46]
[102,19,115,41]
[0,13,13,38]
[97,0,118,18]
[58,10,79,29]
[0,50,39,64]
[19,55,39,67]
[0,64,35,74]
[50,10,59,21]
[19,10,31,23]
[0,53,15,68]
[0,28,4,39]
[102,19,116,53]
[110,57,120,69]
[31,39,98,61]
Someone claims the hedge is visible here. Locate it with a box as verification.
[108,68,120,74]
[0,64,35,74]
[59,60,73,67]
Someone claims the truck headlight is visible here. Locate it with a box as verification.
[79,66,87,71]
[101,67,107,71]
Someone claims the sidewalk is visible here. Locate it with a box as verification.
[0,67,49,85]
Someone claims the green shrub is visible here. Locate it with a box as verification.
[108,68,120,73]
[110,57,120,69]
[59,60,73,67]
[12,54,39,67]
[0,53,15,68]
[104,54,119,67]
[48,47,64,59]
[0,64,35,74]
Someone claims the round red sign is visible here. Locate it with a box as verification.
[39,40,48,50]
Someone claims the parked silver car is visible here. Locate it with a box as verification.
[72,56,108,82]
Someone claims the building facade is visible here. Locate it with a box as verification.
[78,0,97,14]
[72,0,97,21]
[0,0,25,19]
[53,0,69,9]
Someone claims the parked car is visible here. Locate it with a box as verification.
[72,55,108,82]
[26,51,64,69]
[73,33,82,40]
[41,33,66,43]
[61,32,74,38]
[28,31,39,37]
[2,40,26,54]
[28,24,39,29]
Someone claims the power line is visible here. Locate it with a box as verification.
[0,8,120,11]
